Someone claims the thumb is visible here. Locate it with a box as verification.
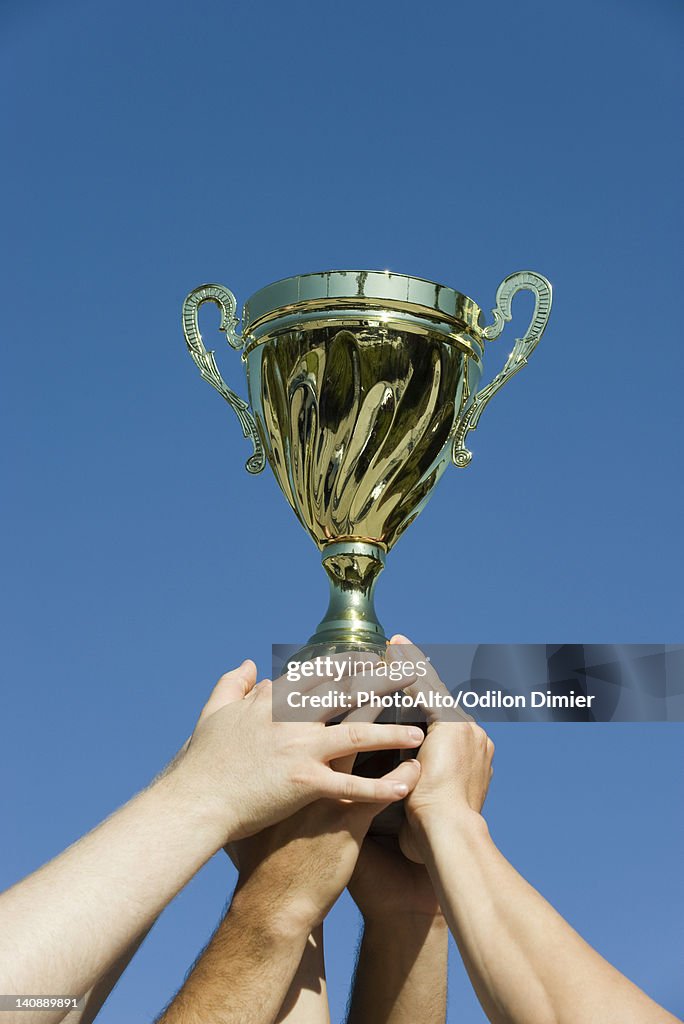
[374,758,421,811]
[389,633,413,645]
[350,758,422,831]
[196,660,258,726]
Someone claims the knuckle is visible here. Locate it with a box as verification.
[346,724,362,748]
[338,775,356,800]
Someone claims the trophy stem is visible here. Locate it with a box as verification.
[293,538,402,838]
[297,540,388,660]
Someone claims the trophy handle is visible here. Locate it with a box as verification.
[181,283,265,474]
[451,270,552,467]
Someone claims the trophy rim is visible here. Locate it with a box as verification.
[243,269,484,337]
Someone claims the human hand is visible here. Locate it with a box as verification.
[225,758,422,933]
[169,660,425,844]
[382,635,494,863]
[400,718,494,861]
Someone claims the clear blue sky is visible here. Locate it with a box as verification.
[1,0,682,1020]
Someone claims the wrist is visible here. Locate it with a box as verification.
[424,808,492,875]
[153,759,234,855]
[409,804,489,859]
[232,871,320,941]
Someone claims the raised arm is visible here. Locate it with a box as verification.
[395,638,679,1024]
[0,661,423,1024]
[155,760,422,1024]
[346,837,448,1024]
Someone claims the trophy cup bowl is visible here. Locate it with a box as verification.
[181,269,552,662]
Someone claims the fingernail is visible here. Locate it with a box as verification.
[393,783,409,796]
[405,758,421,768]
[409,727,424,742]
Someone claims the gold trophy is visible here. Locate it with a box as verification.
[181,270,552,660]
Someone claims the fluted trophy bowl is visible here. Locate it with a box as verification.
[182,269,552,660]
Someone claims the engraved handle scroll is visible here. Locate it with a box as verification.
[451,271,553,468]
[181,284,266,474]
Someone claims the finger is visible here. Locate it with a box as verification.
[388,637,472,725]
[331,753,355,775]
[387,637,443,694]
[305,667,418,723]
[339,699,385,725]
[388,633,424,660]
[196,660,258,725]
[369,758,421,811]
[403,673,472,725]
[331,699,387,773]
[343,760,423,837]
[321,722,424,760]
[331,696,404,772]
[315,762,420,803]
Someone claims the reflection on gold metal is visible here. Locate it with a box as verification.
[181,269,552,656]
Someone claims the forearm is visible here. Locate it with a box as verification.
[0,769,226,1023]
[157,883,312,1024]
[422,812,677,1024]
[71,924,153,1024]
[276,925,330,1024]
[346,912,448,1024]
